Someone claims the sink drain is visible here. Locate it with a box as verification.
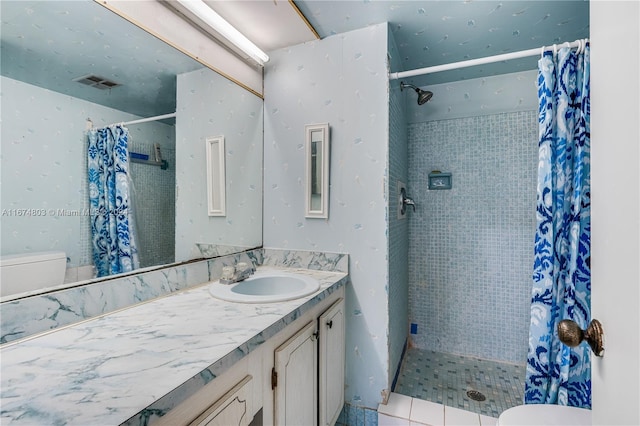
[466,389,486,402]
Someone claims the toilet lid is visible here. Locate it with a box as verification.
[497,404,591,426]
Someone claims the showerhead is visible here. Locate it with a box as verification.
[416,89,433,105]
[400,81,433,105]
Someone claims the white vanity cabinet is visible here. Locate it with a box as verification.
[191,376,253,426]
[273,321,318,425]
[156,288,345,426]
[318,299,345,426]
[272,298,345,426]
[154,349,263,426]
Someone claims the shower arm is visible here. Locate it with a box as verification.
[400,82,419,92]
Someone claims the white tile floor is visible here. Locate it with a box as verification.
[378,393,498,426]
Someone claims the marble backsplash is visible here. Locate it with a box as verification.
[0,248,348,345]
[262,248,348,272]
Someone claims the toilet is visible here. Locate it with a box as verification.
[0,251,67,298]
[498,404,591,425]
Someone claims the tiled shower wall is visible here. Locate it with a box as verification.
[407,110,537,364]
[129,141,176,268]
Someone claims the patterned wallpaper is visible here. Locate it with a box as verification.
[405,69,538,123]
[175,67,263,262]
[264,24,390,409]
[1,76,174,279]
[296,0,589,86]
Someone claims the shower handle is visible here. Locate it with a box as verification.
[400,187,416,214]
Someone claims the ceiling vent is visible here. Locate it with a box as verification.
[73,74,121,90]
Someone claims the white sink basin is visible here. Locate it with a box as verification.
[208,270,320,303]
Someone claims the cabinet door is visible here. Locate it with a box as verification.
[274,321,317,426]
[191,376,252,426]
[318,298,345,426]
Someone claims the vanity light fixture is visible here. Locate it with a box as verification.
[173,0,269,65]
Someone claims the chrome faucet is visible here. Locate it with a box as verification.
[219,262,256,284]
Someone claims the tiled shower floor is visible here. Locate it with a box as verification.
[394,348,526,418]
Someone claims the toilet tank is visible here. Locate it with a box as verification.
[0,251,67,298]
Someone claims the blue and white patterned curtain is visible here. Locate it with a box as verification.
[87,125,139,277]
[525,43,591,408]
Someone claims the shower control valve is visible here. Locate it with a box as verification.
[400,187,416,214]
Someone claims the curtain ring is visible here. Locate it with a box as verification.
[552,44,557,56]
[540,45,545,58]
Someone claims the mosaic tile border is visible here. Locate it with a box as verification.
[336,402,379,426]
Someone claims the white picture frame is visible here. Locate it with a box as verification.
[304,123,330,219]
[206,136,226,216]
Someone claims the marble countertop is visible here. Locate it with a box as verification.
[0,266,348,425]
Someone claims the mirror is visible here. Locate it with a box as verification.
[0,0,263,293]
[304,123,330,218]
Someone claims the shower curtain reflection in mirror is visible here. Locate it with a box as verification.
[87,125,140,277]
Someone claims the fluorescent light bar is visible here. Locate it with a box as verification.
[175,0,269,65]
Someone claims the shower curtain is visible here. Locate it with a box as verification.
[525,43,590,408]
[87,125,140,277]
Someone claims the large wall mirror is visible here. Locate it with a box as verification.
[0,0,263,294]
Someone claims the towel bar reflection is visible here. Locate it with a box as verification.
[129,153,168,170]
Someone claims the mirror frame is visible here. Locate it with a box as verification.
[304,123,330,219]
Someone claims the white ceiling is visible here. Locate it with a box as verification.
[207,0,318,53]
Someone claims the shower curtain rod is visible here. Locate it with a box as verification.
[94,112,177,129]
[388,38,588,81]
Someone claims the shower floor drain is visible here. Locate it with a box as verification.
[466,389,486,402]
